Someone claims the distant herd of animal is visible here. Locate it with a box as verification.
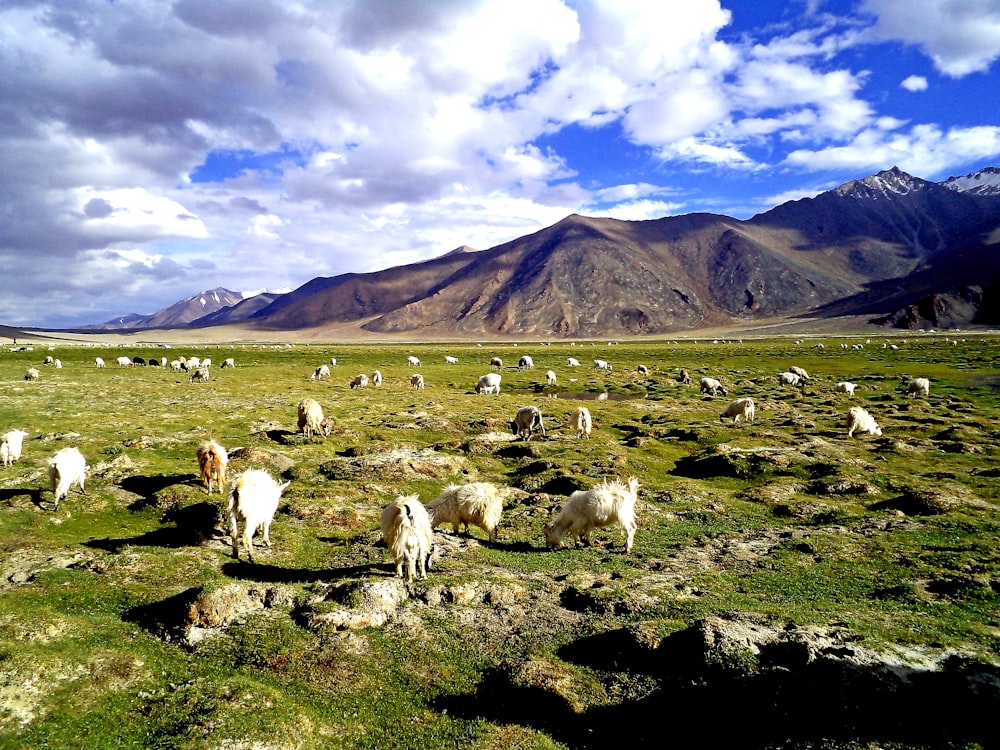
[4,348,934,578]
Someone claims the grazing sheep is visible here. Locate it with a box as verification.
[545,370,557,386]
[543,477,639,554]
[846,406,882,438]
[132,357,146,367]
[410,373,425,390]
[226,469,290,561]
[834,381,857,396]
[116,356,132,367]
[297,398,331,438]
[679,368,692,384]
[1,429,29,467]
[187,357,201,368]
[48,447,86,511]
[906,377,930,397]
[24,367,40,381]
[380,495,434,580]
[147,358,159,367]
[95,357,105,368]
[311,364,331,381]
[196,440,228,494]
[572,406,592,439]
[594,359,612,370]
[407,356,422,367]
[189,367,210,383]
[490,357,503,370]
[567,357,580,367]
[699,377,727,396]
[779,371,801,386]
[637,364,649,376]
[720,397,755,424]
[221,358,236,368]
[475,372,501,395]
[201,358,212,368]
[54,359,62,368]
[170,360,183,371]
[43,355,54,365]
[518,355,534,370]
[330,357,337,366]
[789,365,810,380]
[427,482,503,542]
[510,405,545,440]
[371,370,383,387]
[445,356,458,364]
[350,373,369,389]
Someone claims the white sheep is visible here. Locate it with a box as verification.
[779,371,801,386]
[170,360,183,371]
[834,381,857,396]
[187,356,201,368]
[43,355,54,365]
[699,377,727,396]
[572,406,592,439]
[1,429,29,467]
[445,356,458,364]
[543,477,639,554]
[720,397,755,424]
[201,358,212,368]
[330,357,337,366]
[846,406,882,438]
[311,364,331,381]
[221,358,236,368]
[906,377,930,397]
[196,440,228,494]
[115,356,132,367]
[48,447,86,511]
[350,374,369,389]
[54,359,62,369]
[594,359,612,370]
[371,370,383,387]
[95,357,105,368]
[297,398,330,438]
[544,370,557,386]
[490,357,503,370]
[410,373,425,390]
[475,372,501,395]
[427,482,503,542]
[567,357,580,367]
[24,367,40,381]
[226,469,290,561]
[637,364,649,376]
[380,494,434,580]
[789,365,810,380]
[518,355,534,370]
[510,405,545,440]
[189,367,210,383]
[407,356,422,367]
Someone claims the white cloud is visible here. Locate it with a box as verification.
[901,75,929,91]
[589,199,686,221]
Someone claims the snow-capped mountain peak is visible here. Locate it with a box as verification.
[940,167,1000,196]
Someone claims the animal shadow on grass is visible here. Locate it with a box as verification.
[120,473,199,510]
[0,487,46,509]
[265,429,297,445]
[220,560,377,584]
[84,501,221,553]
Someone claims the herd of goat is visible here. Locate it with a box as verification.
[4,347,935,580]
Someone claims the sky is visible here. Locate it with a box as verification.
[3,0,1000,328]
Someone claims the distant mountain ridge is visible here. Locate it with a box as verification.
[94,167,1000,335]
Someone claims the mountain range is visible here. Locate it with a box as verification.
[94,166,1000,336]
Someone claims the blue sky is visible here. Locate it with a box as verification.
[2,0,1000,327]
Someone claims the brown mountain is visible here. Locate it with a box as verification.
[91,288,245,330]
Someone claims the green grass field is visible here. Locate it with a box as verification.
[1,334,998,749]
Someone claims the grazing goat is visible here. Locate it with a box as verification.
[221,358,236,368]
[789,365,810,380]
[410,373,425,390]
[226,469,290,561]
[490,357,503,370]
[48,447,86,511]
[1,429,29,467]
[572,406,592,439]
[311,364,331,381]
[371,370,383,387]
[834,381,856,396]
[95,357,105,368]
[116,356,132,367]
[846,406,882,438]
[720,397,755,424]
[407,356,422,367]
[445,356,458,364]
[427,482,503,542]
[699,377,727,396]
[43,355,54,365]
[475,372,501,395]
[297,398,331,438]
[350,374,369,389]
[189,367,210,383]
[196,440,228,494]
[679,368,691,384]
[567,357,580,367]
[779,371,801,387]
[545,370,557,386]
[543,477,639,554]
[330,358,337,366]
[24,367,40,381]
[380,495,434,580]
[518,355,534,370]
[906,377,930,397]
[637,364,649,376]
[594,359,612,370]
[510,405,545,440]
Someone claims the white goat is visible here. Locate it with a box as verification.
[567,357,581,367]
[779,371,801,386]
[510,405,545,440]
[221,358,236,368]
[380,495,434,580]
[297,398,330,438]
[116,356,132,367]
[350,374,369,389]
[24,367,39,381]
[572,406,592,439]
[720,397,755,424]
[846,406,882,438]
[372,370,383,387]
[48,447,86,511]
[407,356,422,367]
[95,357,105,368]
[834,381,857,396]
[789,365,810,380]
[699,377,727,396]
[201,358,212,368]
[490,357,503,370]
[637,364,649,376]
[594,359,612,370]
[543,477,639,554]
[518,355,534,370]
[1,429,29,467]
[196,440,228,494]
[445,356,458,364]
[906,377,930,397]
[475,372,501,395]
[545,370,557,386]
[311,364,331,381]
[410,373,425,390]
[226,469,290,561]
[427,482,503,542]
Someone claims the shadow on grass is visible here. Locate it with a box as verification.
[0,487,46,509]
[84,502,220,552]
[219,560,378,584]
[120,473,198,510]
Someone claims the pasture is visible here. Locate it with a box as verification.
[1,334,998,749]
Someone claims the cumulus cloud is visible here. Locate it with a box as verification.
[901,75,929,92]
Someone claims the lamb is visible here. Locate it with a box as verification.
[679,368,691,384]
[490,357,503,370]
[297,398,331,438]
[407,356,422,367]
[116,356,132,367]
[371,370,383,387]
[543,477,639,554]
[445,356,458,364]
[834,381,857,396]
[196,440,228,494]
[699,377,727,396]
[48,447,86,511]
[544,370,557,386]
[311,364,331,381]
[846,406,882,438]
[779,371,801,386]
[95,357,105,368]
[475,372,501,395]
[350,374,369,389]
[24,367,40,381]
[410,373,425,390]
[380,495,434,580]
[720,397,755,424]
[510,405,545,440]
[427,482,503,542]
[189,367,210,383]
[572,406,592,439]
[567,357,580,367]
[221,358,236,368]
[1,429,29,467]
[518,355,534,370]
[594,359,612,370]
[789,365,810,380]
[637,364,649,376]
[906,377,930,397]
[226,469,290,561]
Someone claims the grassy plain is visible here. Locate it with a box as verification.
[1,333,998,749]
